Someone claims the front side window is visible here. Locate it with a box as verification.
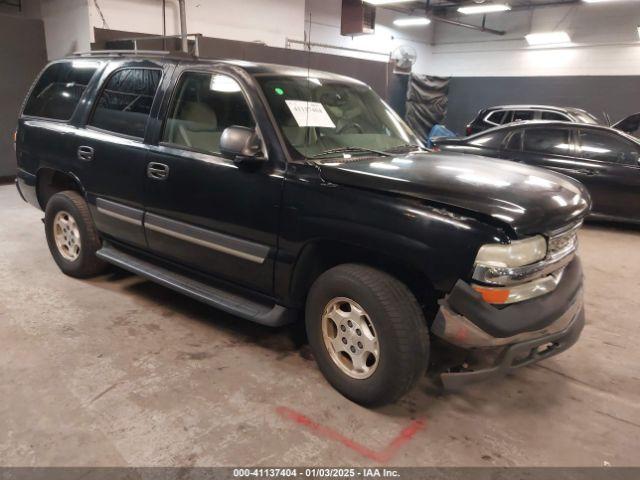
[257,75,421,158]
[577,130,640,165]
[468,131,506,149]
[571,110,600,125]
[163,72,255,155]
[23,60,99,120]
[504,130,523,151]
[524,128,572,155]
[89,68,162,138]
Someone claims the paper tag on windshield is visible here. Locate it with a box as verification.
[285,100,336,128]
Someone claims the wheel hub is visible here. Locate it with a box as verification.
[53,211,81,261]
[321,297,379,379]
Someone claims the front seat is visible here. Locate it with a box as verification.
[172,102,222,154]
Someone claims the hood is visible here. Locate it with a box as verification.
[317,152,591,236]
[612,112,640,134]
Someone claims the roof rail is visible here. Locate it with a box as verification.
[72,49,171,57]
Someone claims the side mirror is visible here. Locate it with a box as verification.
[629,151,640,165]
[220,126,265,165]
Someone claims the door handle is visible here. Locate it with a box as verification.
[147,162,170,180]
[77,146,94,162]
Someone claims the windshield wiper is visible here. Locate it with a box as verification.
[383,144,424,154]
[310,146,393,159]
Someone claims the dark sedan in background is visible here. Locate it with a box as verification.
[433,121,640,223]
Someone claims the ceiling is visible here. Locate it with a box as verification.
[385,0,580,15]
[381,0,582,36]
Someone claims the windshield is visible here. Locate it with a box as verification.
[570,110,600,125]
[256,75,423,158]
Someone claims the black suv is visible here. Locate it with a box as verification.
[15,53,590,405]
[465,105,601,136]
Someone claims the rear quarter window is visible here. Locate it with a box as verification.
[23,61,99,121]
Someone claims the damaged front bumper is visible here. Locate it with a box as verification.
[432,257,585,389]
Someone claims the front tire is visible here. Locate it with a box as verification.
[45,190,106,278]
[306,264,430,406]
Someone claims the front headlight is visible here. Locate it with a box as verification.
[475,235,547,269]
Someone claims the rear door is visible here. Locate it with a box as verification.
[75,60,170,248]
[574,128,640,220]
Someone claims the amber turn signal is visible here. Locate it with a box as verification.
[473,285,511,304]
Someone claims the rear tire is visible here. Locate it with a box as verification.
[45,190,106,278]
[305,264,430,406]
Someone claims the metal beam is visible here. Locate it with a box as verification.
[430,15,506,35]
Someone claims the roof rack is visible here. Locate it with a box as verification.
[73,33,203,58]
[72,49,171,57]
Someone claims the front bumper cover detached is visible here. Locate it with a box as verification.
[432,257,585,389]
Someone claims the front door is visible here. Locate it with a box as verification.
[514,126,602,196]
[574,128,640,220]
[144,68,284,294]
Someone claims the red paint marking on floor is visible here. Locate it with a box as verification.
[276,406,426,462]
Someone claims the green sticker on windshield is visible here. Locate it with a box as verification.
[275,87,284,96]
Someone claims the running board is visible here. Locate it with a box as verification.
[96,243,293,327]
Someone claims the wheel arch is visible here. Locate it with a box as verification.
[36,168,86,210]
[287,239,440,314]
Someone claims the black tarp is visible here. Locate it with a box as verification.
[405,74,450,141]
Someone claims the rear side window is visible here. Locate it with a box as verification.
[541,111,569,121]
[89,68,162,138]
[524,128,572,155]
[512,110,535,122]
[485,111,508,125]
[23,61,99,120]
[162,72,255,155]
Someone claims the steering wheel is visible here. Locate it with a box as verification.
[336,122,364,134]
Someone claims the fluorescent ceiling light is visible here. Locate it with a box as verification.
[393,17,431,27]
[457,3,511,14]
[525,31,572,46]
[583,0,628,3]
[364,0,413,5]
[638,26,640,39]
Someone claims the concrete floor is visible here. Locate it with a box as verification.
[1,183,639,467]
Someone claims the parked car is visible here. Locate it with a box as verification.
[465,105,602,136]
[433,121,640,224]
[16,53,590,405]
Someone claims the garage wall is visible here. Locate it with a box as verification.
[87,0,306,48]
[40,0,91,60]
[0,13,47,179]
[93,28,393,98]
[444,76,640,135]
[428,2,640,77]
